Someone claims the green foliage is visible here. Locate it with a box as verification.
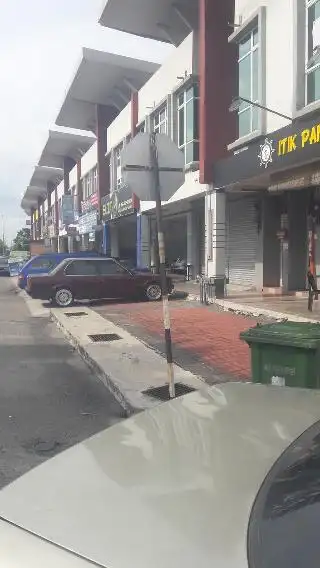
[12,228,31,251]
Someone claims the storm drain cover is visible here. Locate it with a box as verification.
[88,333,122,343]
[143,382,196,401]
[64,312,88,317]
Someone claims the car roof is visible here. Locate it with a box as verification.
[0,382,320,567]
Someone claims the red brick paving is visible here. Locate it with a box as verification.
[95,301,256,381]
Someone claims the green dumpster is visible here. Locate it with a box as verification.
[240,322,320,389]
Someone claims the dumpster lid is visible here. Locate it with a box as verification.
[240,321,320,349]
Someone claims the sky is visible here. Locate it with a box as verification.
[0,0,172,244]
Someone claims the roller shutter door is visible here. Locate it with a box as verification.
[227,196,257,287]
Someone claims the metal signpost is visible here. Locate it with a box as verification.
[122,132,184,398]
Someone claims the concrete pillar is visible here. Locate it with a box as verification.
[51,238,58,253]
[199,0,237,184]
[137,214,150,268]
[110,224,119,258]
[206,190,226,289]
[58,236,68,253]
[288,191,308,290]
[262,196,281,288]
[63,157,76,194]
[187,209,199,279]
[96,104,116,203]
[76,159,82,217]
[81,234,89,251]
[102,223,111,256]
[54,186,59,236]
[131,91,138,137]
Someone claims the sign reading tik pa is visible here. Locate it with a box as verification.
[101,186,139,222]
[214,114,320,188]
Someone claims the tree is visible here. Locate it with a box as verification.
[12,228,31,251]
[0,239,9,255]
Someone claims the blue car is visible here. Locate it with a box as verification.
[17,252,100,289]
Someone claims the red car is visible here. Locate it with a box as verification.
[26,257,173,307]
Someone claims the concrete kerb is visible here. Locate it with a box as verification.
[51,310,136,416]
[50,306,205,416]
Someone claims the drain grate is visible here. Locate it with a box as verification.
[143,382,196,401]
[88,333,122,343]
[64,311,88,317]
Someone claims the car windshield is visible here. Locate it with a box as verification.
[248,419,320,568]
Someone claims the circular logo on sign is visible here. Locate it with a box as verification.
[258,138,275,168]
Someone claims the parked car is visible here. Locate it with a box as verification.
[0,256,9,276]
[0,382,320,567]
[17,251,99,289]
[26,257,173,306]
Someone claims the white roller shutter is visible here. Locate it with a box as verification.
[227,195,257,287]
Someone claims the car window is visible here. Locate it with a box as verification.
[98,260,128,276]
[30,257,55,269]
[248,419,320,568]
[65,260,99,276]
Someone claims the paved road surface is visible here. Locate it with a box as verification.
[0,277,123,489]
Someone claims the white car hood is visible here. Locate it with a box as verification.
[0,382,320,568]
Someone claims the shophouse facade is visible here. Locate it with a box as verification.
[214,0,320,292]
[98,0,236,282]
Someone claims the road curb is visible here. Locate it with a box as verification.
[50,310,137,417]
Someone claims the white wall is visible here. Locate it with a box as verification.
[57,179,64,200]
[105,31,196,153]
[138,32,195,122]
[107,103,131,150]
[43,199,48,213]
[80,141,97,177]
[69,164,77,188]
[234,0,294,133]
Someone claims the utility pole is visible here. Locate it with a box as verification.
[1,216,5,254]
[123,133,178,398]
[150,133,175,398]
[122,131,184,399]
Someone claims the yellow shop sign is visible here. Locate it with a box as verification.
[278,122,320,156]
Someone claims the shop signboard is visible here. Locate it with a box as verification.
[213,114,320,188]
[48,224,56,238]
[81,193,99,214]
[61,195,74,226]
[101,186,139,222]
[78,210,98,235]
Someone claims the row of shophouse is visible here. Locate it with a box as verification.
[22,0,320,293]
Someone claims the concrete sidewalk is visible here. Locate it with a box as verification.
[175,281,320,323]
[51,306,205,415]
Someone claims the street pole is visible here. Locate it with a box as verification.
[150,133,175,398]
[1,216,5,254]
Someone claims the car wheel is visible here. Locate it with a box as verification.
[54,288,74,308]
[145,283,162,301]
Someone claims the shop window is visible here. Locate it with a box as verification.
[30,257,55,270]
[137,122,145,133]
[237,27,259,138]
[82,167,98,200]
[115,145,123,190]
[153,106,167,134]
[98,260,127,275]
[65,260,99,276]
[306,0,320,104]
[177,84,199,165]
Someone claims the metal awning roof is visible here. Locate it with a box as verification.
[56,48,159,131]
[21,166,64,214]
[99,0,198,46]
[38,130,96,168]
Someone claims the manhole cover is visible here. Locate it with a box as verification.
[64,312,88,317]
[143,383,196,401]
[88,333,122,343]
